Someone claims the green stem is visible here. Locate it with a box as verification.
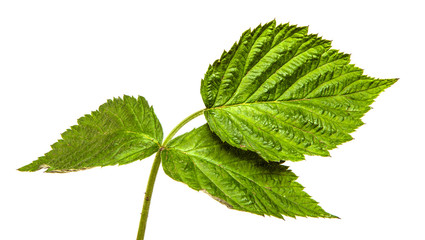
[162,109,206,146]
[136,109,205,240]
[136,151,161,240]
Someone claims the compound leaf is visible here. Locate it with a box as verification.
[201,20,397,162]
[19,95,163,172]
[161,125,336,219]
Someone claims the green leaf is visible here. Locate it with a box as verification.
[201,20,397,162]
[19,95,163,173]
[161,125,336,219]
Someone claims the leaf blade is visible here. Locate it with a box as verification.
[201,20,397,162]
[161,125,336,219]
[19,95,163,172]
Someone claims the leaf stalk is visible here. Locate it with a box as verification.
[136,151,162,240]
[162,109,206,146]
[136,109,205,240]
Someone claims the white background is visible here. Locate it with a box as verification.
[1,0,424,239]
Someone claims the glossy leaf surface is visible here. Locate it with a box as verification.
[161,125,336,219]
[19,95,163,172]
[201,20,397,162]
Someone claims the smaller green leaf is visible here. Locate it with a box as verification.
[161,125,336,219]
[19,95,163,173]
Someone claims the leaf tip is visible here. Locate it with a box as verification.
[388,78,399,85]
[326,213,340,219]
[17,160,47,172]
[17,166,31,172]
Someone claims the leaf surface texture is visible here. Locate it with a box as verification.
[19,95,163,172]
[201,20,397,162]
[161,125,336,219]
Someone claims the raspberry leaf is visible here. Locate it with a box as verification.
[201,20,397,162]
[19,95,163,172]
[161,125,336,219]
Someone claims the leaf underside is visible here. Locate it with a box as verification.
[201,20,397,162]
[19,95,163,173]
[161,125,337,219]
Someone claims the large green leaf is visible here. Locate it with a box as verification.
[19,95,163,173]
[201,20,397,162]
[161,125,336,219]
